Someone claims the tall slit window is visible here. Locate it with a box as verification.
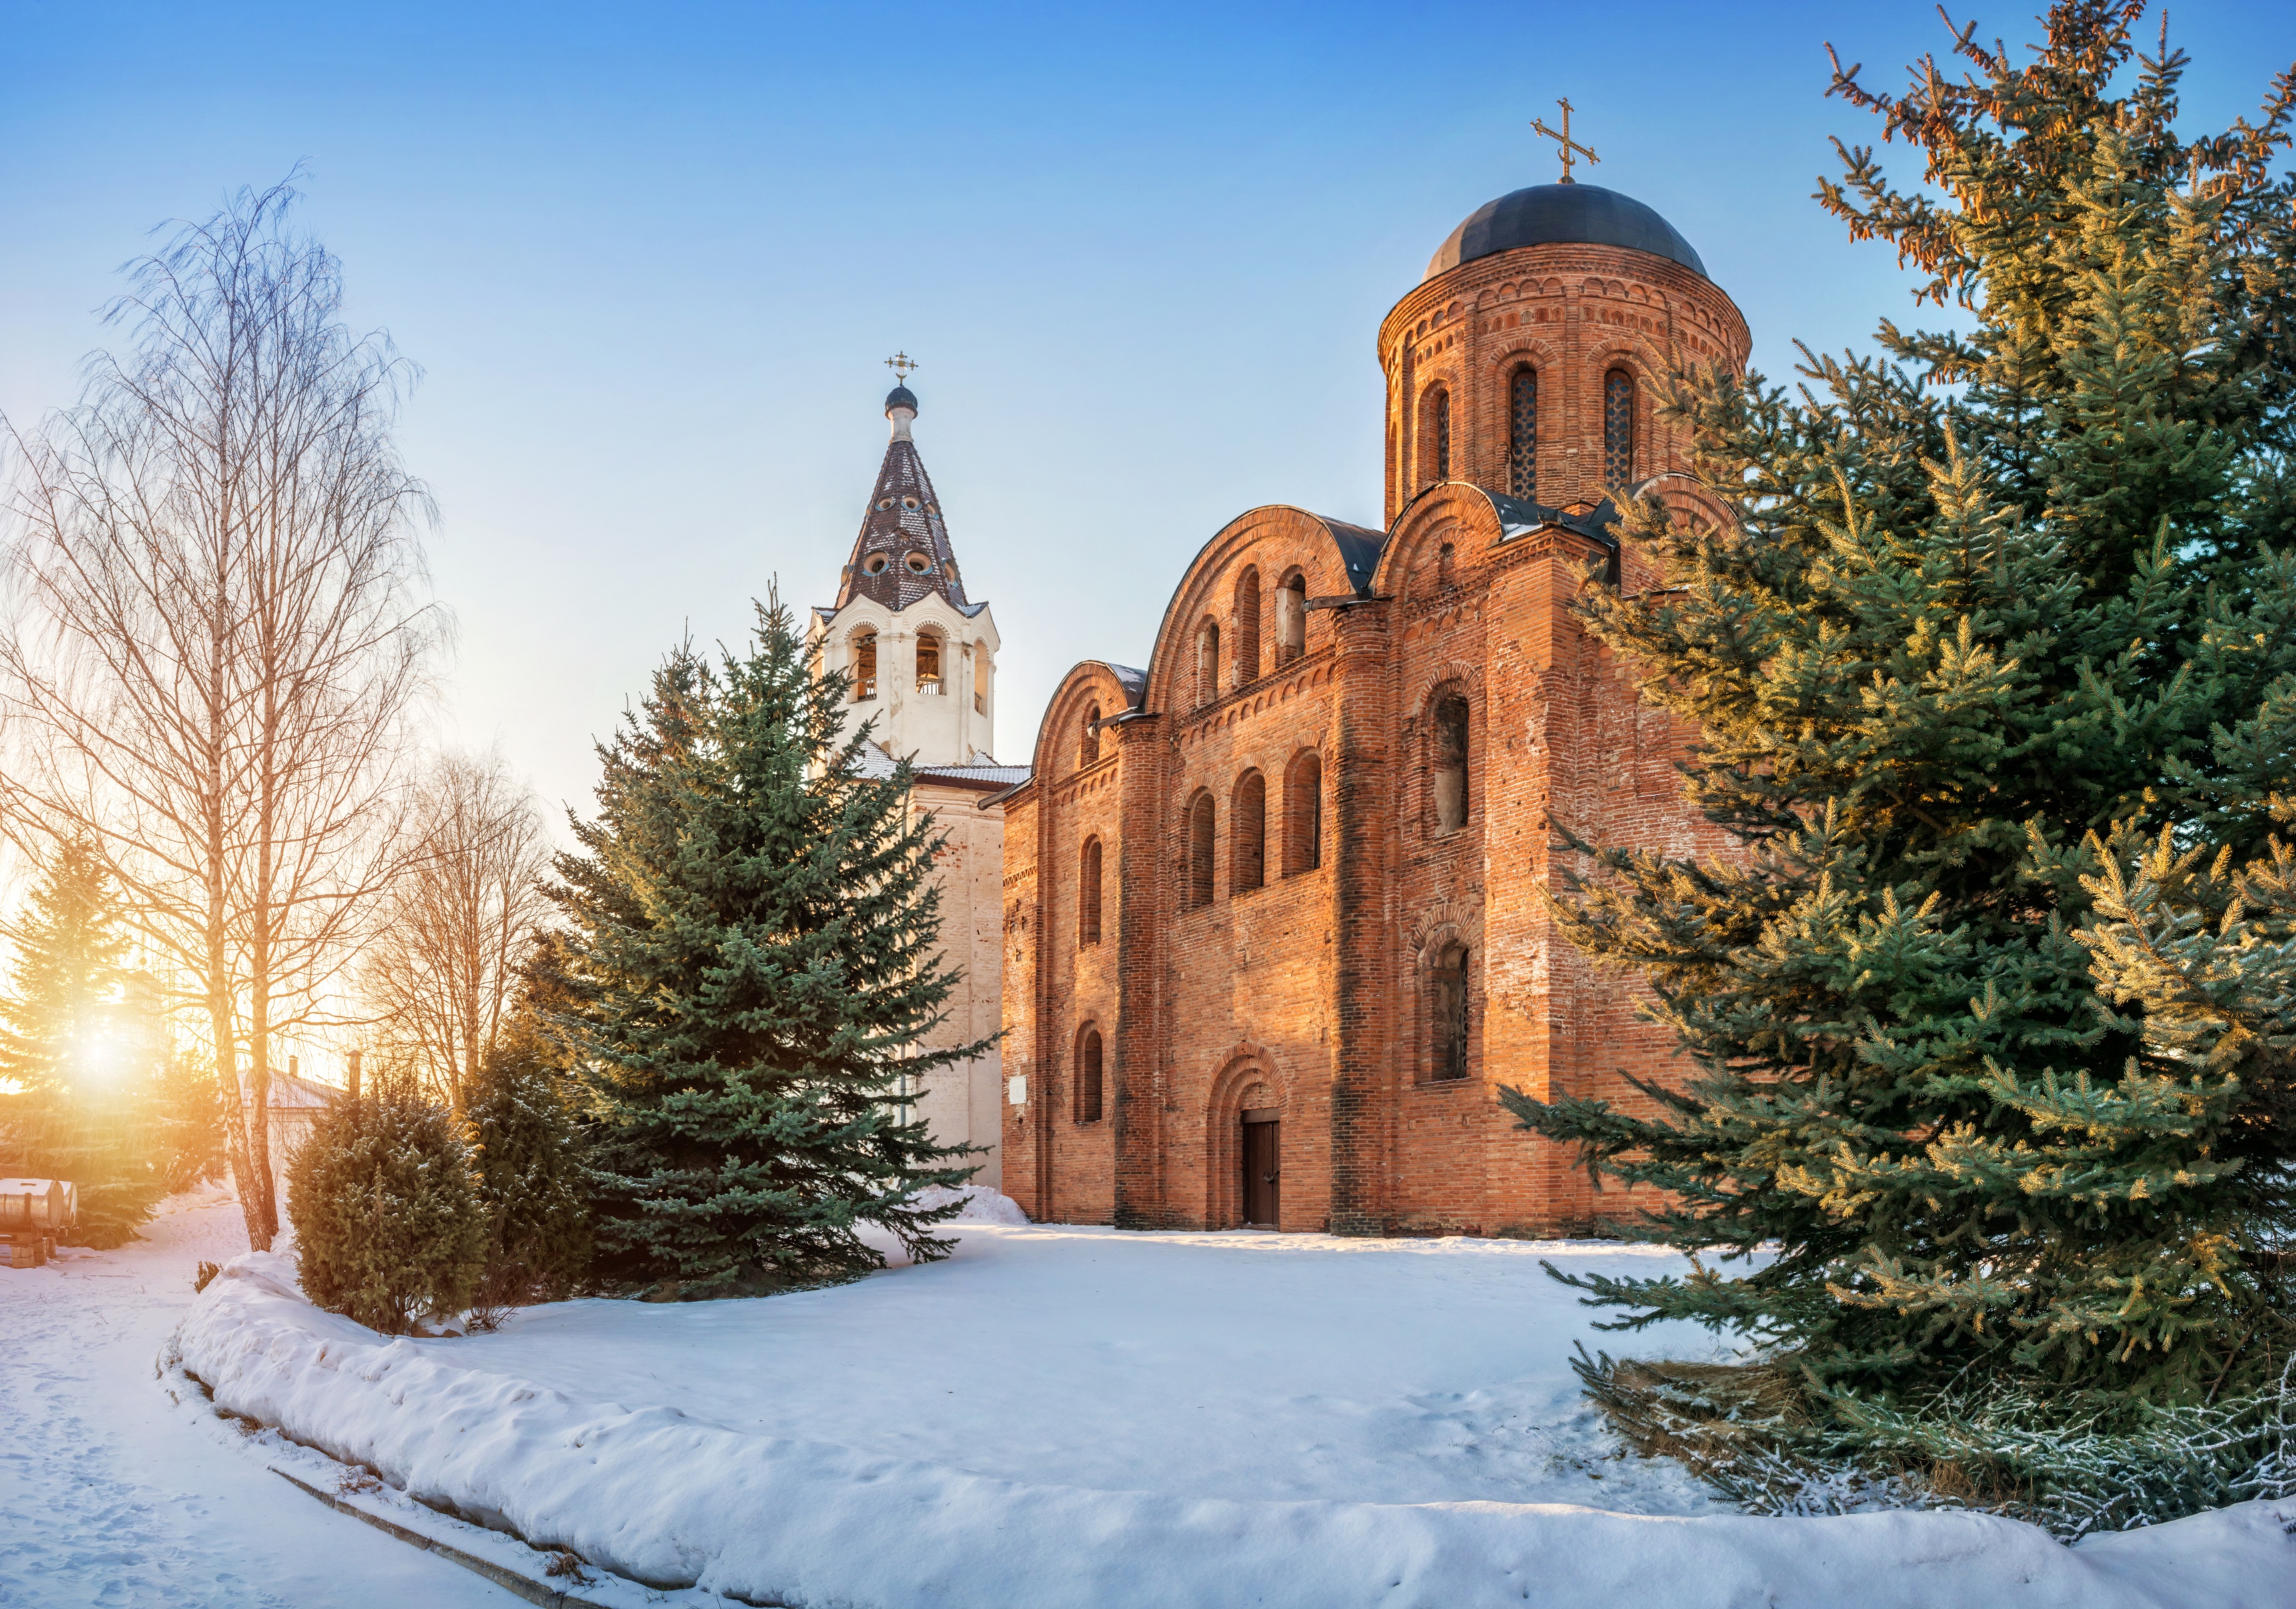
[1075,1027,1103,1123]
[1080,702,1101,768]
[1432,692,1469,835]
[1233,567,1261,688]
[915,630,943,694]
[1232,771,1266,894]
[1430,943,1469,1081]
[850,631,878,702]
[1283,750,1322,875]
[1427,385,1452,482]
[1187,793,1216,908]
[1603,368,1636,488]
[1079,837,1103,947]
[1508,367,1538,498]
[1195,618,1220,707]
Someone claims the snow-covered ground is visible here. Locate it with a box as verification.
[0,1189,523,1608]
[428,1218,1730,1511]
[163,1196,2296,1608]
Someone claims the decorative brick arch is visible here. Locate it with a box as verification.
[1405,901,1486,1086]
[1403,660,1486,726]
[1203,1045,1287,1228]
[1138,506,1371,718]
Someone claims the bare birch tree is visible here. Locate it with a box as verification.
[358,748,552,1110]
[0,179,440,1250]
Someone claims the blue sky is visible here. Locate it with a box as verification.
[6,1,2293,823]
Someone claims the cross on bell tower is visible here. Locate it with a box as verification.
[884,351,920,383]
[1530,98,1600,185]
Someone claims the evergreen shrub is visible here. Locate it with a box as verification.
[466,1023,592,1318]
[285,1091,486,1333]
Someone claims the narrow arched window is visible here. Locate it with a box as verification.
[1427,385,1451,482]
[1430,943,1469,1081]
[1075,1027,1104,1123]
[1603,368,1636,488]
[1232,771,1266,894]
[1233,567,1261,687]
[1079,837,1103,947]
[1432,692,1469,835]
[1508,366,1538,498]
[850,631,878,702]
[1195,618,1220,706]
[1275,571,1307,664]
[1081,702,1101,768]
[1283,750,1322,875]
[1187,792,1216,908]
[915,630,943,694]
[973,640,991,714]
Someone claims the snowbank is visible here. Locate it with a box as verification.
[167,1251,2295,1609]
[911,1183,1030,1225]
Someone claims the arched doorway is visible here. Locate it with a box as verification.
[1241,1105,1281,1227]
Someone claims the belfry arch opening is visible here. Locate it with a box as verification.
[1275,570,1307,664]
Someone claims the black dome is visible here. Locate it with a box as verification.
[885,384,919,414]
[1426,183,1706,281]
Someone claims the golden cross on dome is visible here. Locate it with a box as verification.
[883,352,920,382]
[1530,98,1600,185]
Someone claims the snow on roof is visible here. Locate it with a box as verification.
[249,1073,340,1111]
[915,763,1032,790]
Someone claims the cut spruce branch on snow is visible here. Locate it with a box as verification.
[166,1223,2296,1609]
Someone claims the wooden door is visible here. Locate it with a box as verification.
[1242,1117,1280,1227]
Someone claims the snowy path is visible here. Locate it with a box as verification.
[0,1192,518,1609]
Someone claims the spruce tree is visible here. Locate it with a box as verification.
[466,1015,592,1309]
[552,596,983,1299]
[1505,5,2296,1402]
[286,1089,487,1333]
[0,838,165,1247]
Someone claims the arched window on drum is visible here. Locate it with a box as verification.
[1508,365,1538,499]
[1603,368,1636,488]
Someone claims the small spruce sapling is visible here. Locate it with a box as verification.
[286,1088,486,1333]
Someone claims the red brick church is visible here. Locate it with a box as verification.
[995,171,1750,1235]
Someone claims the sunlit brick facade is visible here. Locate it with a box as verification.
[996,182,1751,1233]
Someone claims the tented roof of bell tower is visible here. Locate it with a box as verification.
[835,384,983,616]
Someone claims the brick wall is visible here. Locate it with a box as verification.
[1003,235,1750,1235]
